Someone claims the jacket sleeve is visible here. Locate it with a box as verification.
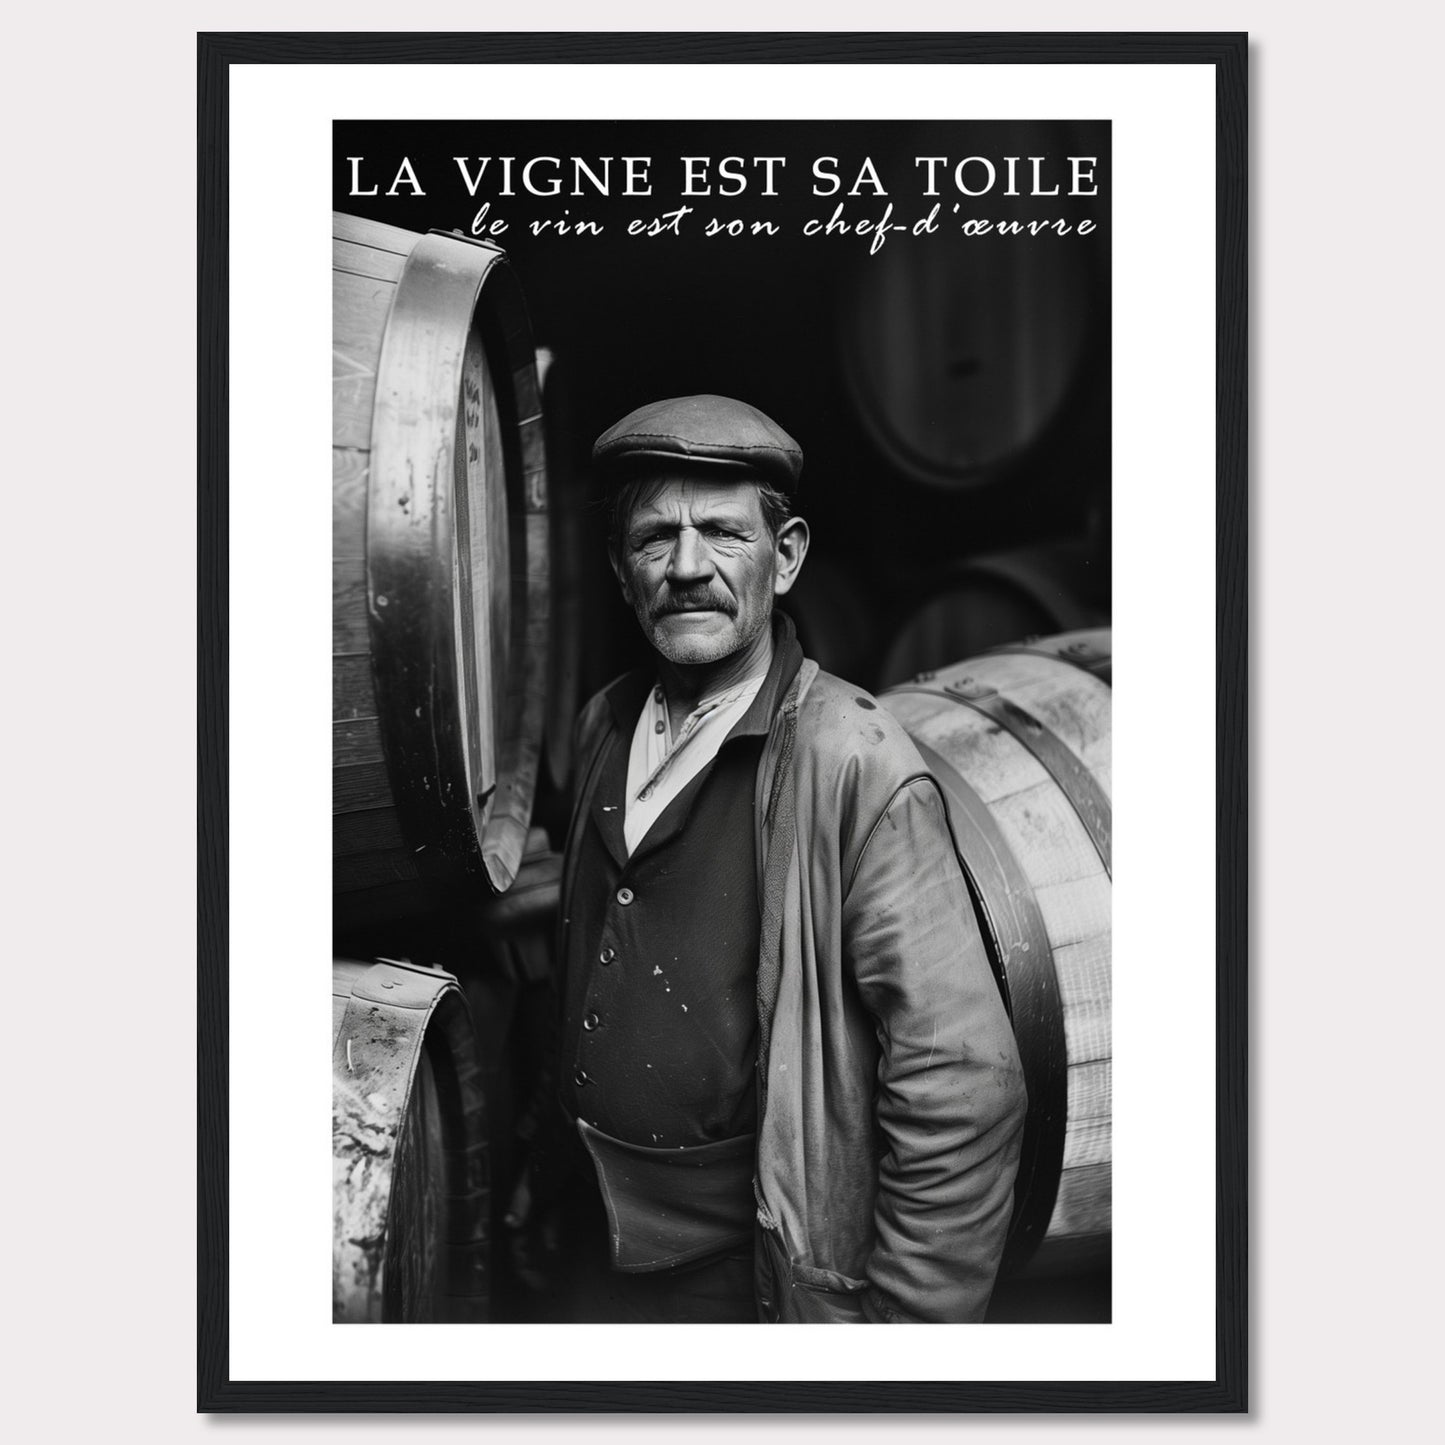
[841,776,1028,1323]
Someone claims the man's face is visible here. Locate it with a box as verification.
[611,475,794,668]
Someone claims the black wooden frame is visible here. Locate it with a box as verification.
[198,29,1247,1413]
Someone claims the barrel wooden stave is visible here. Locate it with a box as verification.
[882,637,1112,1276]
[332,655,375,721]
[1056,934,1111,1061]
[333,715,384,766]
[334,234,408,284]
[331,219,403,905]
[332,266,395,448]
[332,448,369,551]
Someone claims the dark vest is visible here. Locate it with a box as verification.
[560,697,764,1149]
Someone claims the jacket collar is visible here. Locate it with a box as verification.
[600,610,805,741]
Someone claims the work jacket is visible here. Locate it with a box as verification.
[561,617,1027,1323]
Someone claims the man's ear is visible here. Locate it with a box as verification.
[772,516,810,597]
[607,542,629,599]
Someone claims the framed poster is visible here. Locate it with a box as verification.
[199,30,1245,1411]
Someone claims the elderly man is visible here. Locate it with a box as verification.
[550,394,1025,1324]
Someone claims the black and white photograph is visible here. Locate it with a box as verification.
[328,119,1114,1332]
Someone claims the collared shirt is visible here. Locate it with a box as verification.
[623,675,767,855]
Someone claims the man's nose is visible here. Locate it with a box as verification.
[666,527,714,584]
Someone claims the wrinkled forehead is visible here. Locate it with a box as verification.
[619,473,765,532]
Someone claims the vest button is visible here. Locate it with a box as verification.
[583,1012,600,1032]
[616,887,635,906]
[599,946,616,965]
[573,1068,588,1087]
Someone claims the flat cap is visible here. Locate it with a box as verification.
[593,394,803,493]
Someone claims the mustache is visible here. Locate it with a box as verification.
[649,589,736,620]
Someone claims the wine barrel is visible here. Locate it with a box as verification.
[332,958,489,1321]
[333,212,549,918]
[838,122,1103,492]
[877,541,1105,690]
[838,121,1103,491]
[881,629,1112,1276]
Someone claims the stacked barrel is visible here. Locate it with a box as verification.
[332,214,550,1320]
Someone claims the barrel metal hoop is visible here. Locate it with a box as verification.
[366,235,504,885]
[365,229,549,895]
[923,682,1113,879]
[427,227,507,257]
[908,737,1067,1274]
